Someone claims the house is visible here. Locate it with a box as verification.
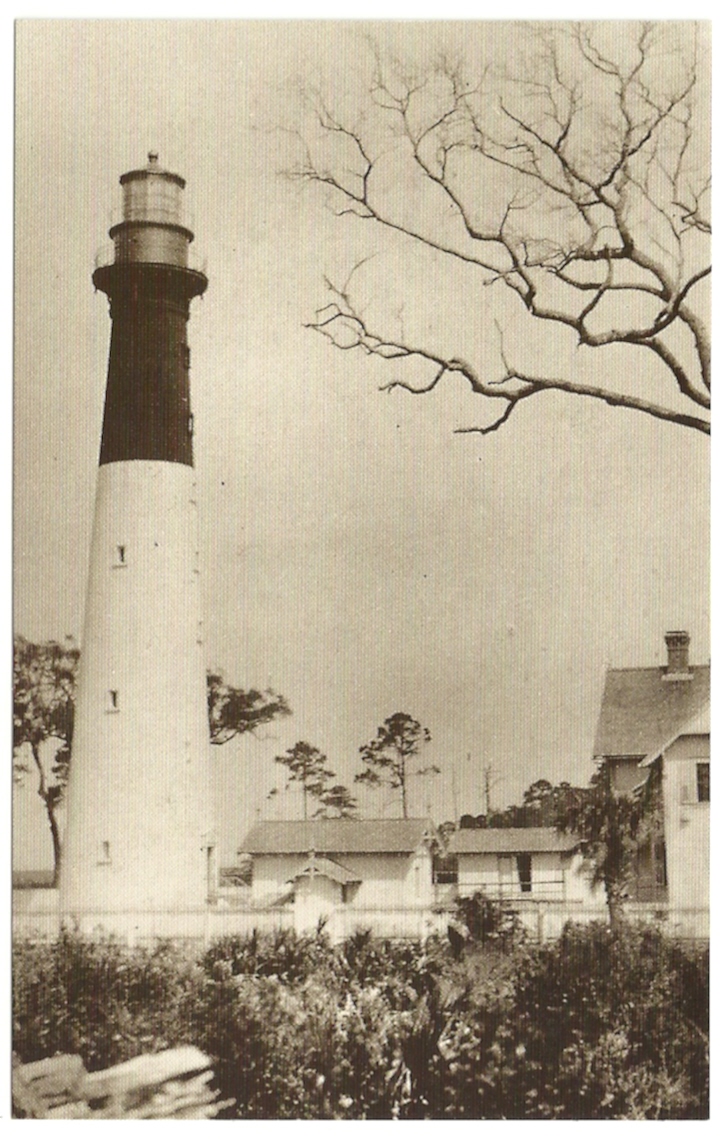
[448,827,598,904]
[593,630,709,934]
[239,817,439,937]
[639,700,709,927]
[445,827,602,939]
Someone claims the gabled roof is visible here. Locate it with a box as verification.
[241,817,434,856]
[448,828,578,855]
[289,856,362,885]
[592,665,709,761]
[640,699,711,767]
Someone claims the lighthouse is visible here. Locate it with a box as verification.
[59,155,216,932]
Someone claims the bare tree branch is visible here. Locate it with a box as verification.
[305,283,710,434]
[290,22,710,436]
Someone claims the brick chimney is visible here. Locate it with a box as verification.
[664,630,692,679]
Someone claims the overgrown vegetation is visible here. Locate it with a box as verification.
[13,923,708,1119]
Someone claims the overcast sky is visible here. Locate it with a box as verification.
[13,19,709,866]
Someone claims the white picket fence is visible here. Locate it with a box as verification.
[12,890,709,945]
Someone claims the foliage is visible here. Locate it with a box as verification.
[13,922,708,1119]
[12,931,201,1071]
[201,926,337,986]
[555,765,646,928]
[272,740,336,819]
[315,783,359,818]
[453,891,525,949]
[206,671,291,745]
[13,636,79,881]
[355,712,437,818]
[488,922,709,1118]
[294,23,710,436]
[463,778,583,829]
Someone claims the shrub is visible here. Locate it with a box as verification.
[12,921,708,1119]
[454,891,525,949]
[12,931,202,1072]
[200,925,336,985]
[485,922,709,1118]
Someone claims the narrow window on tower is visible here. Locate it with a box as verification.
[107,689,119,713]
[187,413,194,438]
[112,544,127,568]
[98,841,112,865]
[182,345,191,370]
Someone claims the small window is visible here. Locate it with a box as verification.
[516,853,532,893]
[696,763,710,802]
[653,839,668,888]
[98,841,111,865]
[108,689,119,711]
[433,854,459,885]
[117,545,125,563]
[187,413,194,437]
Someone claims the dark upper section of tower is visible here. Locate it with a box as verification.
[93,156,207,467]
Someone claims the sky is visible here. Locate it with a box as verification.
[13,19,710,868]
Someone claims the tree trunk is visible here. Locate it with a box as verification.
[605,878,627,933]
[48,808,62,887]
[30,742,62,885]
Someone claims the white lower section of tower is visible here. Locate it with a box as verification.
[59,461,216,928]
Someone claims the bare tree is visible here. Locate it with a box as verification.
[291,22,710,436]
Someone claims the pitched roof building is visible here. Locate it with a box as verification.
[593,630,709,790]
[241,817,435,856]
[447,827,596,913]
[449,828,577,856]
[591,630,709,931]
[239,818,438,931]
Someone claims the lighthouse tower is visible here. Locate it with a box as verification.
[60,155,216,931]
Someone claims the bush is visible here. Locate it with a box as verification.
[200,925,336,985]
[12,931,202,1072]
[453,891,525,949]
[13,922,708,1119]
[480,922,709,1118]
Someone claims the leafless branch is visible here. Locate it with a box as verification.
[291,22,710,437]
[305,281,710,435]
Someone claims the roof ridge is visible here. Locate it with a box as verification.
[605,663,709,674]
[246,817,432,825]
